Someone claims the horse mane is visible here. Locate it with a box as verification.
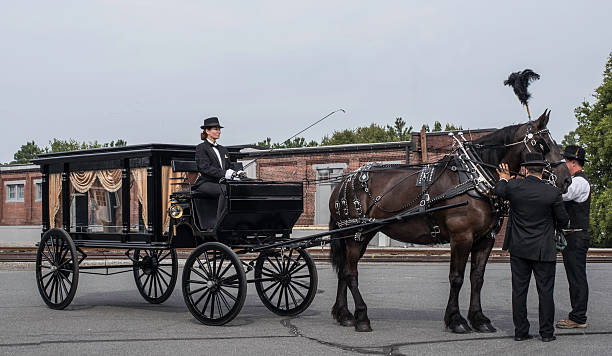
[472,124,522,166]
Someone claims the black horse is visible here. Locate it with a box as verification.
[329,111,571,333]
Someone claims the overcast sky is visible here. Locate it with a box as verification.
[1,1,611,163]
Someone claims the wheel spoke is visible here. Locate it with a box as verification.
[217,288,232,311]
[218,287,237,302]
[288,281,306,300]
[287,283,298,308]
[284,285,290,310]
[209,292,216,319]
[57,269,73,287]
[287,254,304,274]
[292,280,310,290]
[260,265,278,276]
[189,267,208,281]
[43,271,54,293]
[263,280,281,294]
[53,275,59,303]
[288,262,308,275]
[186,279,207,284]
[159,268,173,278]
[158,251,171,262]
[201,290,213,315]
[193,288,210,307]
[268,281,283,301]
[40,269,54,281]
[196,256,211,278]
[157,271,170,290]
[204,251,214,278]
[215,292,224,318]
[266,256,282,273]
[188,285,208,296]
[276,284,284,309]
[291,274,312,279]
[217,262,233,280]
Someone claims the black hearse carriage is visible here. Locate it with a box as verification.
[32,144,317,325]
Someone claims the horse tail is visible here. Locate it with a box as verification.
[329,218,346,277]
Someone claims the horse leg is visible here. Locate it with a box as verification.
[331,275,355,326]
[344,234,375,332]
[444,233,473,333]
[330,222,355,326]
[467,236,497,332]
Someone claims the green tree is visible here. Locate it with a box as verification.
[432,121,443,132]
[444,123,463,131]
[570,51,612,247]
[256,137,317,149]
[11,141,44,164]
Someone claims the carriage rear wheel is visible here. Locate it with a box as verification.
[133,249,178,304]
[254,248,317,316]
[36,228,79,310]
[182,242,247,325]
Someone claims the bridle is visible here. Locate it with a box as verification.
[507,127,566,187]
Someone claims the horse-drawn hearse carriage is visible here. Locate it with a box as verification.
[32,143,465,326]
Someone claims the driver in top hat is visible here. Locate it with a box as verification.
[495,152,569,342]
[193,117,245,198]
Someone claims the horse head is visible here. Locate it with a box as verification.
[505,109,571,193]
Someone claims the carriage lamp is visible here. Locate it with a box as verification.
[169,204,183,219]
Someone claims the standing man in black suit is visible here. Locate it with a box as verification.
[495,152,569,342]
[193,117,244,224]
[556,145,591,329]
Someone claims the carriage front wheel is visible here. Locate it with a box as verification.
[36,228,79,309]
[254,248,318,316]
[182,242,247,325]
[133,249,178,304]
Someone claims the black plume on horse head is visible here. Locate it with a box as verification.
[504,69,540,106]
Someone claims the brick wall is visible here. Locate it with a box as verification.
[0,168,42,225]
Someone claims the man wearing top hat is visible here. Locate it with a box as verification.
[556,145,591,329]
[495,152,569,342]
[193,117,245,221]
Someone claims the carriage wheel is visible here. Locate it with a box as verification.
[182,242,247,325]
[133,249,178,304]
[36,228,79,310]
[254,248,318,316]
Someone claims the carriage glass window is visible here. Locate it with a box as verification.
[35,180,42,202]
[69,170,123,233]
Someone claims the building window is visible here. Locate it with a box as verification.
[34,179,42,202]
[5,180,26,202]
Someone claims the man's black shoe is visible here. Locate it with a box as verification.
[514,335,533,341]
[541,336,556,342]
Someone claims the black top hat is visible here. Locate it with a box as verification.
[562,145,588,163]
[520,152,547,166]
[200,117,224,129]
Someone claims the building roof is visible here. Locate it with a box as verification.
[242,140,416,157]
[0,164,40,173]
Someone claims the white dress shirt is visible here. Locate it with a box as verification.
[562,175,590,203]
[207,139,224,169]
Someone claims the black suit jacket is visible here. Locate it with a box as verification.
[494,175,569,262]
[194,140,237,185]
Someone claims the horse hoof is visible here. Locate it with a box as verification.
[449,323,472,334]
[355,322,373,332]
[474,323,497,333]
[340,318,356,327]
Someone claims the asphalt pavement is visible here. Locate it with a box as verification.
[1,262,611,355]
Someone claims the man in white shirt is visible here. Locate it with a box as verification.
[556,145,591,329]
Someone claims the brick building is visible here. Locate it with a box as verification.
[0,164,43,225]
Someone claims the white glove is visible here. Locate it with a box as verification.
[237,170,246,178]
[224,169,235,180]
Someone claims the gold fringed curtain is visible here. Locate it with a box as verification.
[70,171,97,193]
[48,173,62,228]
[97,169,122,192]
[131,168,148,228]
[162,166,186,233]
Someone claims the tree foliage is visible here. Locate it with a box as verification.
[568,51,612,247]
[321,117,413,145]
[10,138,127,164]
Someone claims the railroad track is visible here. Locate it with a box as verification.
[2,247,612,263]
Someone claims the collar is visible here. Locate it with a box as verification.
[526,175,543,182]
[206,139,218,147]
